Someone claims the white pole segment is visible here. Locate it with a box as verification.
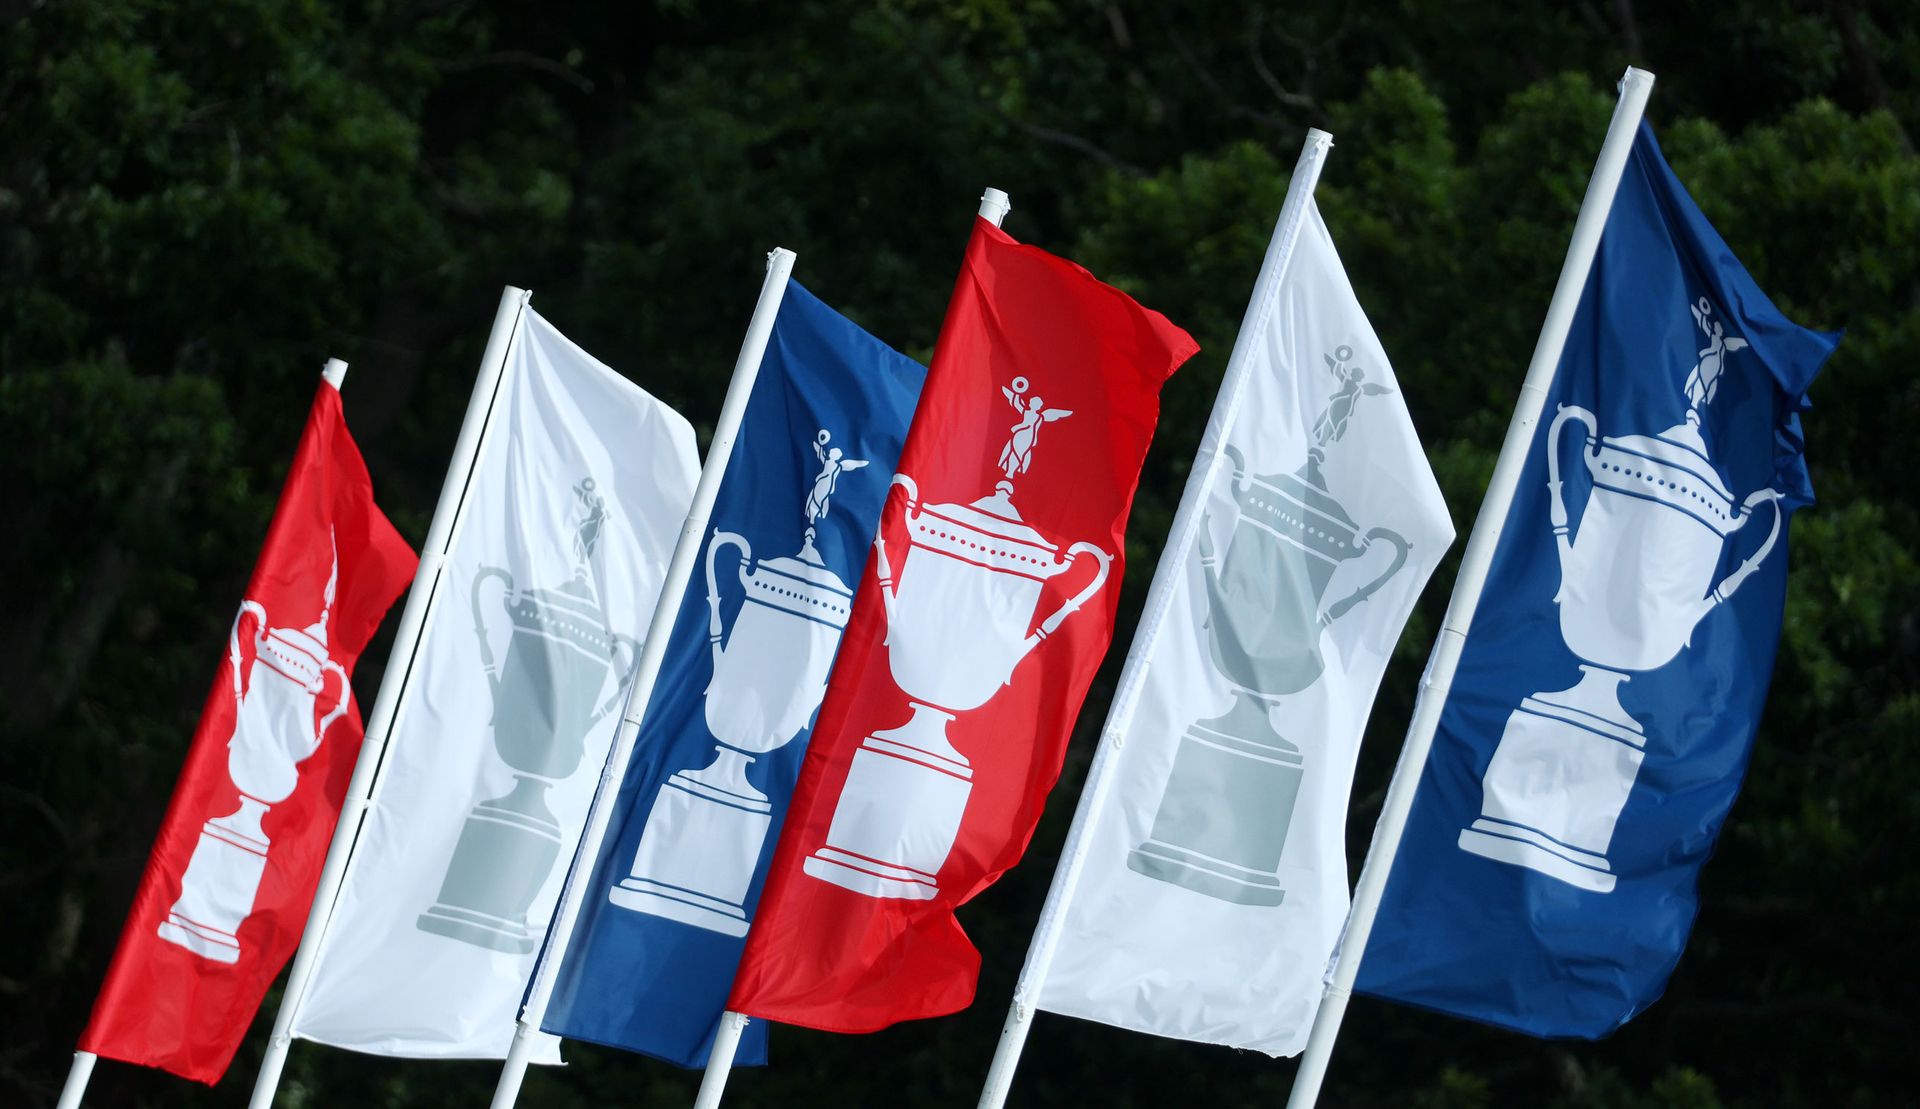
[321,358,349,390]
[686,187,1012,1109]
[246,287,531,1109]
[973,131,1334,1109]
[979,187,1012,228]
[487,249,798,1109]
[55,1051,96,1109]
[690,1011,749,1109]
[1282,67,1655,1109]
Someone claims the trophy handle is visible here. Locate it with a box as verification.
[704,530,752,671]
[874,473,920,637]
[229,600,268,706]
[593,631,642,727]
[316,659,353,744]
[1707,488,1785,608]
[1222,443,1250,500]
[1023,541,1113,657]
[1321,528,1411,625]
[1547,405,1599,571]
[470,566,513,701]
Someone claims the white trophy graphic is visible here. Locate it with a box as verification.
[418,478,639,951]
[1458,297,1784,892]
[1129,348,1409,906]
[805,376,1113,900]
[610,430,864,935]
[158,537,351,962]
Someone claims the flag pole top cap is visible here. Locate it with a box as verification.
[321,358,348,389]
[767,247,797,270]
[1305,128,1334,150]
[978,188,1012,227]
[1621,66,1656,91]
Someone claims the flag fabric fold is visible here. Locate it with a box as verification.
[538,280,927,1067]
[289,310,698,1060]
[728,218,1198,1032]
[1035,200,1455,1056]
[1352,123,1838,1037]
[78,380,416,1084]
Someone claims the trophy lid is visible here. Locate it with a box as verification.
[742,543,855,627]
[260,624,329,680]
[508,574,617,656]
[907,485,1079,581]
[1232,451,1364,562]
[1592,413,1740,531]
[924,488,1060,553]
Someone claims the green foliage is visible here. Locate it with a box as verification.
[4,1,1916,1106]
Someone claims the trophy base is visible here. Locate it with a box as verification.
[1459,822,1616,893]
[1124,700,1303,907]
[803,726,972,901]
[1126,842,1285,907]
[415,791,561,954]
[416,904,541,953]
[1459,671,1644,894]
[610,766,771,935]
[804,847,939,900]
[156,916,242,963]
[608,879,750,936]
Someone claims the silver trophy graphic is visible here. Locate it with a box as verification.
[1129,347,1409,905]
[1458,298,1784,892]
[418,478,638,951]
[805,376,1112,900]
[159,539,351,961]
[610,430,862,935]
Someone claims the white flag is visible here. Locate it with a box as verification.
[1034,191,1454,1055]
[290,309,698,1060]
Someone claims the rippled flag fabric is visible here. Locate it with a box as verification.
[728,218,1198,1032]
[539,281,926,1066]
[78,380,416,1083]
[1353,124,1839,1036]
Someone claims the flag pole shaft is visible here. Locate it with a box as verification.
[691,1011,749,1109]
[488,249,797,1109]
[55,1051,96,1109]
[248,292,531,1109]
[1283,67,1655,1109]
[686,188,1013,1109]
[973,132,1332,1109]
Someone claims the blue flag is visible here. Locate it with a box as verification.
[1353,124,1838,1037]
[540,280,925,1065]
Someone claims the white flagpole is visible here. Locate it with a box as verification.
[973,132,1333,1109]
[54,1051,95,1109]
[487,248,798,1109]
[1282,67,1655,1109]
[686,186,1014,1109]
[247,291,532,1109]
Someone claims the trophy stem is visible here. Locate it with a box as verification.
[865,701,968,771]
[669,745,768,813]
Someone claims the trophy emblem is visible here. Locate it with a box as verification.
[610,430,864,935]
[159,537,352,962]
[1458,297,1785,892]
[418,478,638,951]
[805,376,1113,900]
[1129,347,1410,905]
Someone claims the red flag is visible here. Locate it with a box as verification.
[729,219,1198,1030]
[78,381,416,1083]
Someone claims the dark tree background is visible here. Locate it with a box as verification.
[3,2,1915,1106]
